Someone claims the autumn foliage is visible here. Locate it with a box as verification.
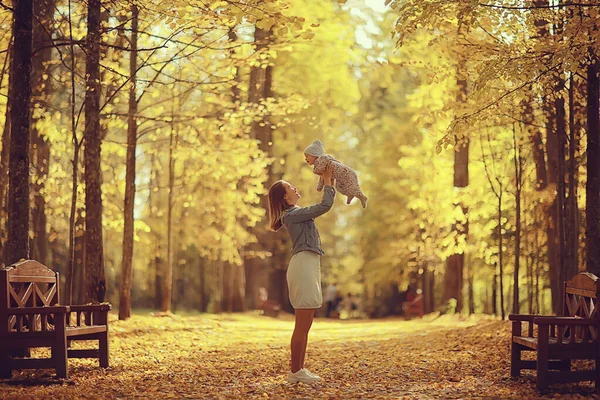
[0,313,597,399]
[0,0,600,395]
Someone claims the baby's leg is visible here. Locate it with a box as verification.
[358,192,368,208]
[340,175,367,208]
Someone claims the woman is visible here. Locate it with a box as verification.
[267,165,335,384]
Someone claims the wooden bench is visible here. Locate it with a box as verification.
[0,260,111,379]
[509,272,600,391]
[402,293,424,318]
[260,300,281,318]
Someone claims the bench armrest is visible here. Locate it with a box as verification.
[8,306,70,315]
[69,304,111,312]
[534,316,599,326]
[508,314,538,322]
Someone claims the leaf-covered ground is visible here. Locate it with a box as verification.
[1,312,599,399]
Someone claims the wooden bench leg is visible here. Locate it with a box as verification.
[99,332,109,368]
[510,341,522,377]
[0,350,11,378]
[53,313,69,379]
[511,321,522,377]
[536,325,549,391]
[596,355,600,390]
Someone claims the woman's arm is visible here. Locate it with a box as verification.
[284,164,335,223]
[283,186,335,223]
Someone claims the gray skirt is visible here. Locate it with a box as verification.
[287,251,322,309]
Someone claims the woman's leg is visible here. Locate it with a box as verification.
[291,308,316,373]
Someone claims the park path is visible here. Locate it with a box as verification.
[0,312,598,399]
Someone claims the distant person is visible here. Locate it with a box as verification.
[324,282,337,318]
[303,139,368,208]
[257,287,268,309]
[267,163,335,384]
[342,293,357,318]
[406,281,417,302]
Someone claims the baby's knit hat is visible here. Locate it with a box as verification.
[304,140,325,157]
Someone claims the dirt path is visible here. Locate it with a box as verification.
[0,312,598,399]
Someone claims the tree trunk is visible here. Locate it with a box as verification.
[161,115,176,312]
[442,62,469,312]
[586,57,600,276]
[73,209,85,304]
[423,262,434,314]
[65,0,81,304]
[492,272,497,316]
[119,3,139,320]
[30,0,55,267]
[211,261,223,313]
[512,124,523,315]
[545,94,562,314]
[6,0,34,265]
[531,127,548,190]
[0,40,13,264]
[84,0,105,303]
[244,27,278,310]
[555,76,568,315]
[467,258,474,314]
[532,0,561,314]
[566,73,580,280]
[218,27,247,313]
[498,192,505,320]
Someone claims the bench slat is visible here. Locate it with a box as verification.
[68,349,100,358]
[66,325,108,336]
[11,358,56,370]
[8,276,56,283]
[548,369,597,384]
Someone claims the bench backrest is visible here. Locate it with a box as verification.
[563,272,600,319]
[0,260,60,334]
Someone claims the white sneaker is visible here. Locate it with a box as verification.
[287,368,322,383]
[302,368,322,380]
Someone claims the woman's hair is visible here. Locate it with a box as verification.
[268,180,290,231]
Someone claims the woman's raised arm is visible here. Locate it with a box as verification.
[283,186,335,223]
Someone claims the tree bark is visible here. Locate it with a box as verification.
[161,112,176,312]
[84,0,105,303]
[545,104,561,313]
[531,127,548,189]
[65,0,81,304]
[492,272,497,316]
[119,3,139,320]
[220,28,246,312]
[0,39,13,264]
[6,0,34,265]
[555,76,567,315]
[31,0,55,266]
[586,57,600,276]
[442,61,469,312]
[73,209,85,304]
[566,73,580,280]
[244,27,279,309]
[532,0,561,314]
[512,124,523,314]
[498,192,505,320]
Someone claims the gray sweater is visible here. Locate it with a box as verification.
[282,186,336,256]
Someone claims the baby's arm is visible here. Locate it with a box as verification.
[313,156,330,175]
[316,176,324,191]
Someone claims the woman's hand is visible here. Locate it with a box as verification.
[322,163,334,187]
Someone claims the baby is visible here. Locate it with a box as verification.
[304,140,368,208]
